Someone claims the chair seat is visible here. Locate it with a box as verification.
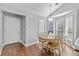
[47,41,60,50]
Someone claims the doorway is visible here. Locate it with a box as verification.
[3,12,22,45]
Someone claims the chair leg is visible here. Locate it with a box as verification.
[61,44,63,51]
[58,46,61,56]
[60,44,63,55]
[53,50,55,56]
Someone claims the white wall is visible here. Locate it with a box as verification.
[74,9,79,42]
[77,9,79,37]
[21,16,26,44]
[0,10,3,48]
[73,10,77,43]
[26,14,39,45]
[0,4,45,47]
[39,18,45,33]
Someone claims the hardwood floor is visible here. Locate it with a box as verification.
[1,42,79,56]
[1,42,27,56]
[25,44,54,56]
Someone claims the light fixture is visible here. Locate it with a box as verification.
[48,16,53,21]
[48,3,53,21]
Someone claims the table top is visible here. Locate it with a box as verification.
[38,35,56,41]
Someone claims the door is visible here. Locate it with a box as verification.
[3,13,21,45]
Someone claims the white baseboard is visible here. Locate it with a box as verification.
[0,41,26,55]
[0,41,39,55]
[0,45,3,55]
[63,40,76,49]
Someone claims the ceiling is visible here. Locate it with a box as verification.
[5,3,63,17]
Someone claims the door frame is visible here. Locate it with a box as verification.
[2,11,26,46]
[0,10,26,55]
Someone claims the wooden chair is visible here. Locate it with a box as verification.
[39,39,48,50]
[46,35,63,56]
[55,35,63,50]
[46,39,61,55]
[38,33,48,49]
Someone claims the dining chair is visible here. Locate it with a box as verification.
[46,39,61,55]
[55,35,63,51]
[38,33,48,50]
[46,35,63,56]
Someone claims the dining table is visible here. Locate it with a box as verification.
[38,34,56,42]
[38,33,63,55]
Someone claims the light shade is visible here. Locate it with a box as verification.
[48,16,53,21]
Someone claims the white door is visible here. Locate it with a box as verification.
[4,13,21,45]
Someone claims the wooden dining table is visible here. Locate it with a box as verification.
[38,35,57,42]
[38,34,63,55]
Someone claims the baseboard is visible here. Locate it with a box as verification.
[0,41,26,55]
[26,41,39,47]
[63,41,75,50]
[0,45,3,56]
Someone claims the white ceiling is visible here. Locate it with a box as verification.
[5,3,63,17]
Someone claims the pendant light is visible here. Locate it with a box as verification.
[48,3,53,21]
